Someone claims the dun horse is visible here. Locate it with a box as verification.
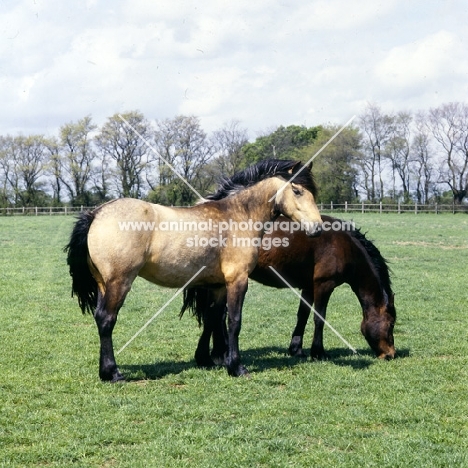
[65,159,322,381]
[182,215,396,367]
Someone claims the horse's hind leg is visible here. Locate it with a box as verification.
[193,288,227,368]
[195,316,215,368]
[94,279,132,382]
[289,289,313,357]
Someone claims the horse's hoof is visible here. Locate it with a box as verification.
[111,373,126,383]
[289,347,307,358]
[210,354,225,366]
[100,369,125,383]
[310,350,328,361]
[195,357,216,368]
[227,364,250,377]
[237,365,250,378]
[288,337,305,357]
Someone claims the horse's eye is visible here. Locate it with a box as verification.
[292,186,302,196]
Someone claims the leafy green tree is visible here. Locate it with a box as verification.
[241,124,321,165]
[296,126,361,204]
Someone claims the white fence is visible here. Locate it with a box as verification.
[319,201,467,214]
[0,202,467,216]
[0,206,96,216]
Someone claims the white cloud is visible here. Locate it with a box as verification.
[374,30,467,88]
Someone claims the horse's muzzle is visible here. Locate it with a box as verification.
[306,223,322,237]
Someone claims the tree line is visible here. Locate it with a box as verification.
[0,102,467,208]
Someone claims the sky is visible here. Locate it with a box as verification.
[1,0,468,139]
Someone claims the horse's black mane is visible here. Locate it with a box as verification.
[205,159,317,200]
[350,227,393,295]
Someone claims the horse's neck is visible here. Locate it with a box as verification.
[350,251,387,310]
[226,179,278,222]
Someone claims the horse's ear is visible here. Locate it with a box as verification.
[287,161,302,174]
[305,160,313,172]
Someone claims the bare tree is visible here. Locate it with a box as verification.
[95,111,152,199]
[428,102,468,204]
[411,112,434,204]
[386,111,412,201]
[5,135,48,206]
[59,116,96,205]
[0,136,12,206]
[358,103,394,201]
[43,136,63,205]
[0,136,22,205]
[152,115,213,205]
[211,120,249,177]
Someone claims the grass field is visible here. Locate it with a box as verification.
[0,212,467,467]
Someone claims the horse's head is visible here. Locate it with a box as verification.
[360,292,396,359]
[273,162,322,237]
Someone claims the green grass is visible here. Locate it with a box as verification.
[0,213,467,467]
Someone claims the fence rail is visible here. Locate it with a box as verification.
[320,201,468,214]
[0,206,96,216]
[0,202,467,216]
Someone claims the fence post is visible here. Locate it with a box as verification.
[65,206,67,215]
[320,203,323,211]
[415,202,417,214]
[345,201,348,213]
[398,200,401,214]
[35,207,38,216]
[330,201,333,211]
[379,202,382,214]
[435,203,438,214]
[361,201,364,214]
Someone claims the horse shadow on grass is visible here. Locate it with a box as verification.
[120,346,410,381]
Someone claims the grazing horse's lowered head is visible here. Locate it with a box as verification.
[360,290,396,360]
[351,229,396,359]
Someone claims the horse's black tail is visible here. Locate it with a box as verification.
[180,287,210,326]
[64,210,98,314]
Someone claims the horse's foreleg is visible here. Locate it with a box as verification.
[224,277,249,377]
[94,280,131,382]
[289,289,313,357]
[310,285,333,360]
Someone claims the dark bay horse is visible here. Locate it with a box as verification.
[65,159,322,381]
[182,215,396,368]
